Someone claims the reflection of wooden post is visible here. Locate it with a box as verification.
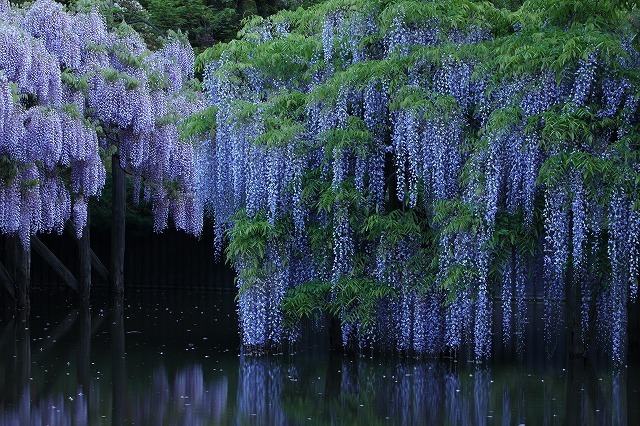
[16,309,31,423]
[630,321,640,426]
[78,301,91,405]
[565,357,584,423]
[7,236,30,311]
[111,294,125,425]
[111,154,126,295]
[324,353,341,409]
[79,215,92,301]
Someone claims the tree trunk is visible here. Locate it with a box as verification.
[236,0,244,17]
[328,315,342,351]
[79,215,92,301]
[629,297,639,349]
[111,154,126,295]
[566,270,585,358]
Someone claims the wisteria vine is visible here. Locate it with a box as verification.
[198,0,640,363]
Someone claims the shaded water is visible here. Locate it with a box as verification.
[0,289,638,425]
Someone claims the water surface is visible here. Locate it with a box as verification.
[0,289,637,425]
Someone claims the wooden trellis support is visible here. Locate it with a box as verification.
[0,260,14,298]
[32,236,78,291]
[4,236,30,310]
[0,216,112,305]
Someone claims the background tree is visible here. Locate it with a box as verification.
[142,0,238,49]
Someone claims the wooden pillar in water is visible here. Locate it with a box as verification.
[79,215,92,301]
[111,154,126,295]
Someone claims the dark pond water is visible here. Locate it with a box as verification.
[0,289,638,425]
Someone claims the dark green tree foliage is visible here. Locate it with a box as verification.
[137,0,302,50]
[199,0,640,362]
[143,0,238,47]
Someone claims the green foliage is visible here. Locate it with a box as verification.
[330,276,395,328]
[362,209,424,244]
[485,28,628,81]
[390,86,460,118]
[61,69,89,94]
[433,200,481,235]
[378,0,512,36]
[320,117,372,152]
[283,276,395,332]
[226,210,282,265]
[282,279,330,325]
[517,0,638,30]
[0,155,19,185]
[178,106,218,141]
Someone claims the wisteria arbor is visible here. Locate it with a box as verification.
[199,0,640,363]
[0,0,203,303]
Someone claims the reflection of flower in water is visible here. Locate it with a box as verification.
[0,387,88,426]
[472,369,490,426]
[132,364,228,425]
[1,354,632,424]
[1,366,228,425]
[385,363,491,426]
[237,355,286,425]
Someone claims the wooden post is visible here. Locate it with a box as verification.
[111,154,126,295]
[79,216,92,301]
[65,223,110,285]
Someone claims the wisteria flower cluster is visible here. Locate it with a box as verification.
[0,0,204,245]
